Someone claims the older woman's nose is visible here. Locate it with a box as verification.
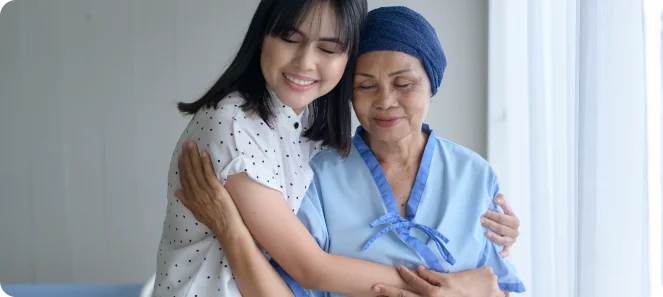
[373,88,399,109]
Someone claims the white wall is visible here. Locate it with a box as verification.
[0,0,487,284]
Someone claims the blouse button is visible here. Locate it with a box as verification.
[294,122,300,129]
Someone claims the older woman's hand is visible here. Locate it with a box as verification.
[481,193,520,258]
[373,266,504,297]
[174,141,246,237]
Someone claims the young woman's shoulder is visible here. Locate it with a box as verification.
[203,92,248,120]
[191,92,267,130]
[178,93,281,190]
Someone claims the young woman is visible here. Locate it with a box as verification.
[154,1,367,296]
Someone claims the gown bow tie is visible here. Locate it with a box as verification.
[362,212,456,266]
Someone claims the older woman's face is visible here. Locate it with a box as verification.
[353,51,431,142]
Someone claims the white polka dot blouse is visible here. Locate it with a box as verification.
[153,87,324,297]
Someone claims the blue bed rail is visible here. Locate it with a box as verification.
[1,283,144,297]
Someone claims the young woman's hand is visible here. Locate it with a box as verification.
[481,194,520,257]
[374,266,504,297]
[174,141,247,238]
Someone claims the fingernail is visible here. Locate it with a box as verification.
[202,151,209,158]
[480,217,485,224]
[487,232,493,237]
[373,285,381,293]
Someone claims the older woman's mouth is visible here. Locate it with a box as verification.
[374,117,402,128]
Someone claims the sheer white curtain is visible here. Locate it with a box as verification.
[643,2,663,297]
[488,0,657,296]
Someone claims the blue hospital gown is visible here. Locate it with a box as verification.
[272,124,526,296]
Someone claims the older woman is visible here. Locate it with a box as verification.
[174,6,524,297]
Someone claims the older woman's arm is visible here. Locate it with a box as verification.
[176,145,296,297]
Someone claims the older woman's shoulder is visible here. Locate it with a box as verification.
[308,147,344,168]
[434,137,494,171]
[307,144,377,177]
[434,137,500,195]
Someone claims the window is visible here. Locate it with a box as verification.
[644,2,663,295]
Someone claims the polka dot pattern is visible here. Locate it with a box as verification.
[153,91,324,297]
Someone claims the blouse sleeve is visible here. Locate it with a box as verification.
[196,105,282,194]
[154,99,283,297]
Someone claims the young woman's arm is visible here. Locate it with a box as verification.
[176,144,295,297]
[216,225,297,297]
[225,173,412,297]
[171,106,410,297]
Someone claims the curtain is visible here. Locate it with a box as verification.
[488,0,656,296]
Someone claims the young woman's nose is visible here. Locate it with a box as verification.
[292,46,316,72]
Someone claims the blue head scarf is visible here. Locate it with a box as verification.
[358,6,446,96]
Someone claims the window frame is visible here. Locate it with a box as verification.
[644,1,663,296]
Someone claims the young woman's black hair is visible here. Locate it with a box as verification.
[177,0,367,157]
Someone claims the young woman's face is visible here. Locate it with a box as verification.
[260,3,349,113]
